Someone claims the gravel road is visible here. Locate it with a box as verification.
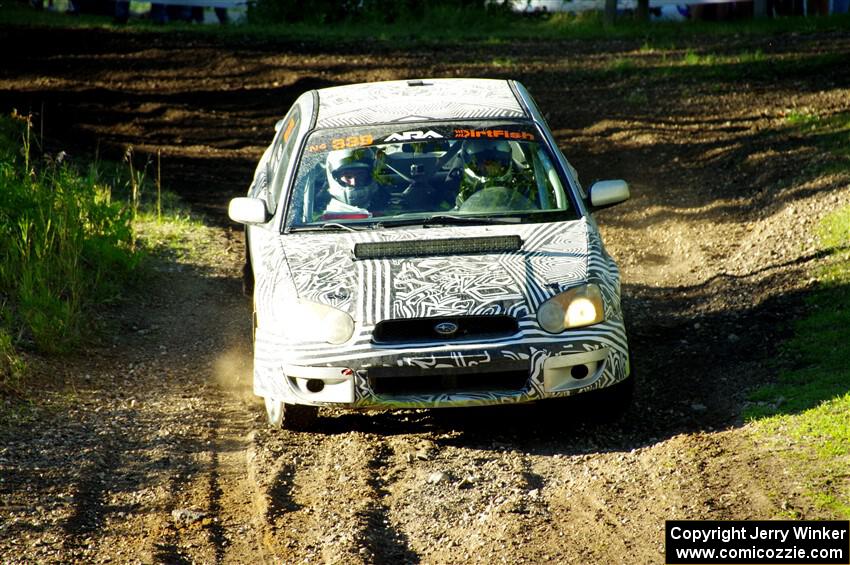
[1,24,849,563]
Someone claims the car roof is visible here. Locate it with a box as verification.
[313,78,528,129]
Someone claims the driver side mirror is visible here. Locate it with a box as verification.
[588,180,630,211]
[228,197,270,225]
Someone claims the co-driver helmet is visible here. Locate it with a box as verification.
[461,139,514,185]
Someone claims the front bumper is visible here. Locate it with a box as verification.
[254,328,630,409]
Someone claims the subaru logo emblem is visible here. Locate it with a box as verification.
[434,322,459,336]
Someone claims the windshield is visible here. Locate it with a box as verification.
[284,122,578,230]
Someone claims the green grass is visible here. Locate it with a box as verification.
[746,232,850,421]
[651,49,840,82]
[607,57,636,72]
[2,1,850,44]
[682,49,716,65]
[749,208,850,516]
[0,113,139,354]
[0,112,212,433]
[0,112,204,363]
[543,47,844,88]
[745,107,850,516]
[784,111,850,176]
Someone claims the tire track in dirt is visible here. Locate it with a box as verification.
[250,430,416,563]
[248,429,326,560]
[118,379,222,565]
[149,392,255,564]
[63,229,265,564]
[60,431,119,548]
[373,429,555,564]
[213,401,269,563]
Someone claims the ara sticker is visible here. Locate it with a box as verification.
[454,129,535,141]
[384,130,444,142]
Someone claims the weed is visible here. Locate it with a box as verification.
[0,328,26,387]
[785,109,820,125]
[608,57,635,73]
[682,49,703,65]
[738,49,766,63]
[0,114,141,353]
[491,57,515,68]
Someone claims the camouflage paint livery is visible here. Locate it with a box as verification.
[252,218,629,408]
[236,78,632,412]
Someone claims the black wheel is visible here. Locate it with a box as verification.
[584,352,635,422]
[264,398,318,431]
[590,372,634,420]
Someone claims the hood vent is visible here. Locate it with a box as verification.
[353,235,522,260]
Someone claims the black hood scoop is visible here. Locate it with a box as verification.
[353,235,523,260]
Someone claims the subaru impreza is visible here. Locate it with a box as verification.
[228,78,632,430]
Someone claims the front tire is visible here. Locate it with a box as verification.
[590,371,634,420]
[264,397,318,431]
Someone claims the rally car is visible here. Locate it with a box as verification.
[228,78,632,430]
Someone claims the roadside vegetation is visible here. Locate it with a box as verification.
[0,112,202,400]
[2,0,850,43]
[746,112,850,518]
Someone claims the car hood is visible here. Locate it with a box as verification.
[274,219,594,324]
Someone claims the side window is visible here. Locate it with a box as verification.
[248,142,274,199]
[267,106,302,213]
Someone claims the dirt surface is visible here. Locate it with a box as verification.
[1,22,850,564]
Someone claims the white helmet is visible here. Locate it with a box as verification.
[326,148,377,208]
[462,139,514,185]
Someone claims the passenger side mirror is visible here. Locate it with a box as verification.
[588,180,630,211]
[228,197,270,225]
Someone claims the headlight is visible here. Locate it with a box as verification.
[291,301,355,345]
[537,284,605,333]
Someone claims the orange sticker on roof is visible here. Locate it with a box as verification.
[331,134,373,151]
[282,118,296,142]
[454,129,535,141]
[307,134,374,153]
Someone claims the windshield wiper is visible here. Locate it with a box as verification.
[378,214,522,228]
[289,222,363,232]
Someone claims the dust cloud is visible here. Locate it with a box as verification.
[212,345,254,402]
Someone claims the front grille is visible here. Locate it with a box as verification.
[368,367,529,395]
[372,315,519,344]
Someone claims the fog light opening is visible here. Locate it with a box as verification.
[306,379,325,393]
[570,364,590,380]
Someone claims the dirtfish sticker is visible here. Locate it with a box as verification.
[384,130,444,142]
[454,129,535,140]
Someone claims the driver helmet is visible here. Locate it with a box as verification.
[462,139,514,185]
[326,148,377,208]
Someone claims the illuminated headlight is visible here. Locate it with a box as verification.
[537,284,605,333]
[291,301,355,345]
